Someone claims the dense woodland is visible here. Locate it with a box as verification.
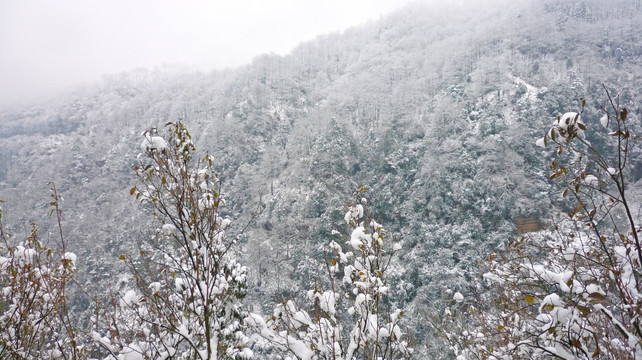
[1,0,642,358]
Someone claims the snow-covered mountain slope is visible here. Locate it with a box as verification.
[1,0,641,356]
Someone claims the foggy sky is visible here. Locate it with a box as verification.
[0,0,417,109]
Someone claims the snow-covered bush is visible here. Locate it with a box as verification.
[94,122,253,360]
[248,186,412,360]
[0,186,85,359]
[439,90,641,359]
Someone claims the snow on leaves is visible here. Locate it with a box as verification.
[140,133,167,152]
[536,111,585,148]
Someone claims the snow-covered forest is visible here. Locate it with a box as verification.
[1,0,642,358]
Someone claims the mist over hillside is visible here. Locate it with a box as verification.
[1,0,641,357]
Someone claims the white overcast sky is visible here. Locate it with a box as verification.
[0,0,417,108]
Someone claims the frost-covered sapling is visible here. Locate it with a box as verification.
[0,185,85,360]
[439,89,641,359]
[248,186,412,360]
[93,122,253,360]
